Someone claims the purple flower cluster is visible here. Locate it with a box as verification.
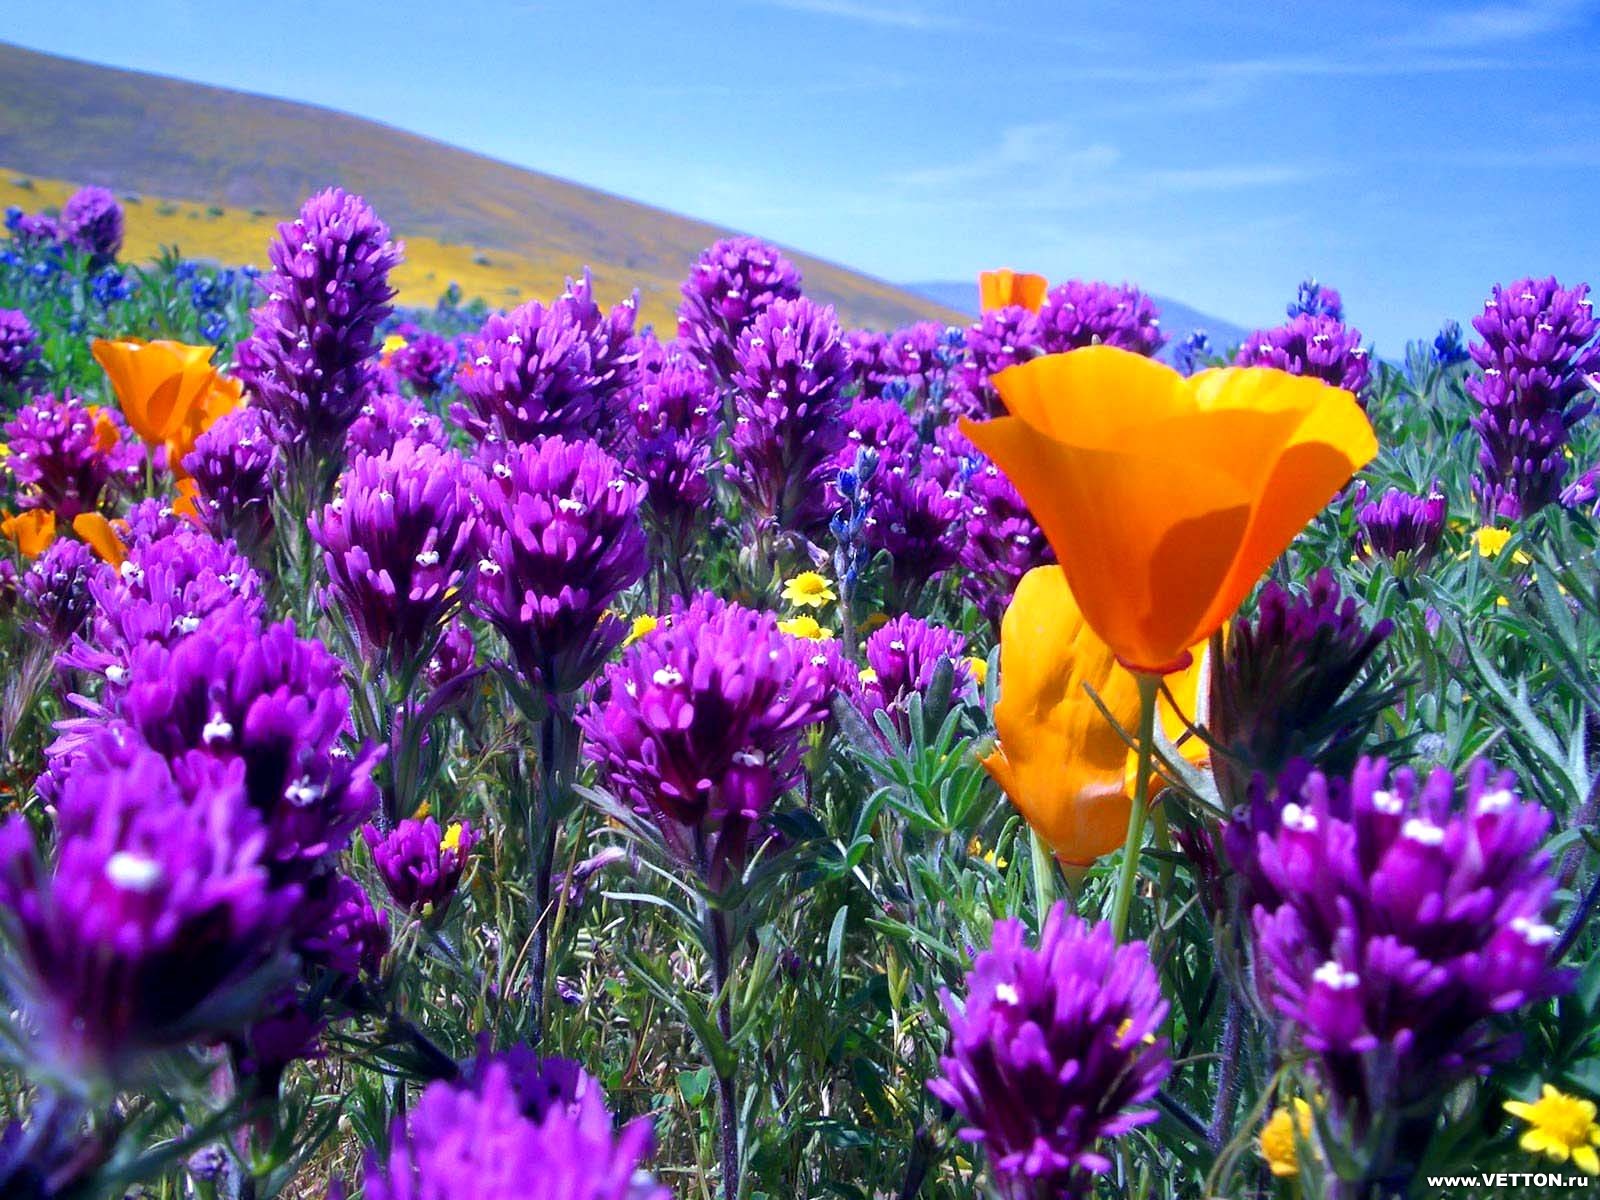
[1037,279,1165,357]
[954,306,1043,418]
[1235,314,1372,403]
[347,389,449,460]
[235,189,402,460]
[1467,277,1599,520]
[182,406,283,554]
[728,296,851,540]
[301,873,391,983]
[362,816,476,917]
[625,342,720,570]
[472,437,646,694]
[2,391,137,519]
[355,1057,666,1200]
[311,439,476,667]
[7,210,59,249]
[1357,483,1447,566]
[955,456,1055,631]
[678,236,804,384]
[847,322,952,402]
[1288,278,1344,321]
[1246,760,1567,1151]
[59,186,123,261]
[388,326,458,396]
[837,397,919,466]
[862,446,962,594]
[929,906,1171,1200]
[453,269,639,446]
[0,308,41,388]
[851,614,970,742]
[579,596,831,882]
[18,537,97,645]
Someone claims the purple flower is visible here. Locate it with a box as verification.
[929,906,1171,1200]
[844,329,889,396]
[955,457,1055,631]
[1288,278,1344,321]
[183,406,283,554]
[677,236,803,384]
[472,437,646,694]
[1209,571,1392,813]
[426,617,479,693]
[1247,760,1568,1167]
[1038,280,1165,357]
[235,189,402,461]
[0,309,41,388]
[1432,318,1470,367]
[312,439,477,667]
[836,397,919,467]
[362,817,476,917]
[956,306,1043,418]
[355,1059,667,1200]
[389,328,458,397]
[863,446,962,595]
[2,391,137,519]
[1235,313,1372,403]
[348,389,450,459]
[19,538,96,645]
[1357,483,1447,565]
[8,211,59,249]
[883,321,955,403]
[59,187,123,261]
[624,344,719,569]
[578,595,831,882]
[452,269,639,446]
[1562,460,1600,515]
[728,296,851,540]
[300,873,390,983]
[851,614,970,742]
[0,741,297,1085]
[1467,277,1599,520]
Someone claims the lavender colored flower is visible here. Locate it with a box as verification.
[929,906,1171,1200]
[579,596,831,882]
[851,614,970,741]
[19,538,96,645]
[2,391,134,518]
[1235,314,1372,403]
[884,321,955,403]
[183,406,283,554]
[624,345,719,572]
[452,269,639,446]
[1562,461,1600,514]
[1172,329,1212,377]
[234,189,402,461]
[0,741,297,1084]
[677,236,804,384]
[844,329,889,396]
[355,1059,667,1200]
[956,306,1043,418]
[1038,279,1165,357]
[1209,571,1393,813]
[58,187,123,261]
[362,816,476,917]
[425,617,479,693]
[728,296,851,540]
[836,396,919,468]
[0,309,41,388]
[118,498,190,548]
[1357,483,1447,566]
[1288,278,1344,321]
[7,211,58,250]
[1247,760,1567,1173]
[863,446,962,595]
[347,389,449,459]
[389,327,458,397]
[1467,277,1599,520]
[1432,318,1470,367]
[300,873,391,983]
[312,439,476,667]
[472,437,646,694]
[956,457,1055,631]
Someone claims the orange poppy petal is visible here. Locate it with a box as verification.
[991,346,1191,443]
[1,509,57,558]
[979,269,1048,314]
[72,512,128,568]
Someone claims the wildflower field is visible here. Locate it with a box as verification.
[1,185,1598,1200]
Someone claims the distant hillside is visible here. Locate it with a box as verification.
[905,280,1252,360]
[0,42,962,331]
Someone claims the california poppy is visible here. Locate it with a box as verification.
[0,509,56,558]
[979,269,1047,314]
[71,511,128,568]
[961,346,1376,675]
[91,338,241,470]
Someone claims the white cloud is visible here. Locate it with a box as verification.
[757,0,975,31]
[1385,0,1597,48]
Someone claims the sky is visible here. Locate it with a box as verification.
[7,0,1600,349]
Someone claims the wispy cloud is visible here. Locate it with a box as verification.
[1383,0,1598,48]
[756,0,976,31]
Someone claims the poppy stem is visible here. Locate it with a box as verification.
[1110,672,1162,943]
[1029,828,1056,917]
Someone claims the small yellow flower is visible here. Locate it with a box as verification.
[965,836,1007,869]
[781,571,836,609]
[439,821,466,856]
[412,799,432,819]
[965,655,989,686]
[1113,1016,1157,1048]
[858,667,879,685]
[1473,526,1531,563]
[382,333,408,359]
[1506,1084,1600,1175]
[1260,1099,1314,1178]
[777,614,834,641]
[624,614,659,646]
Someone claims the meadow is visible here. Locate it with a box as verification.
[0,184,1597,1200]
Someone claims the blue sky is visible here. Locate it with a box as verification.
[8,0,1600,349]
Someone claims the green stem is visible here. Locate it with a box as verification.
[1029,828,1057,918]
[1109,672,1161,943]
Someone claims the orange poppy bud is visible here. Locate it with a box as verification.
[979,269,1048,313]
[1,508,57,558]
[961,347,1376,675]
[71,511,128,568]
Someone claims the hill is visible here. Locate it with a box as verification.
[0,42,962,332]
[904,280,1252,360]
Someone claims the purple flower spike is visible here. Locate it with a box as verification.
[728,296,852,540]
[1467,277,1599,520]
[347,390,449,460]
[19,538,97,645]
[184,406,283,554]
[2,391,138,519]
[388,328,458,397]
[362,817,476,917]
[0,309,41,388]
[837,397,920,467]
[678,236,804,384]
[578,595,831,883]
[863,447,963,595]
[1247,759,1568,1163]
[235,189,402,461]
[625,343,719,567]
[300,873,390,983]
[929,905,1171,1200]
[956,306,1043,418]
[59,187,123,261]
[1038,279,1165,357]
[356,1059,668,1200]
[956,456,1055,631]
[1235,313,1372,403]
[452,269,639,446]
[472,437,647,694]
[1357,483,1447,565]
[312,438,477,667]
[851,614,969,742]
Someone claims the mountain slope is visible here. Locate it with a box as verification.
[0,41,962,331]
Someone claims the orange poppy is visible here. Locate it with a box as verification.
[90,338,241,470]
[71,512,128,568]
[979,269,1048,314]
[961,346,1376,674]
[1,509,57,558]
[983,566,1207,866]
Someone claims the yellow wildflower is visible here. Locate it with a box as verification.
[965,655,989,686]
[1260,1099,1314,1178]
[624,614,659,646]
[781,571,836,609]
[439,822,466,856]
[382,333,409,359]
[965,836,1007,869]
[777,614,834,641]
[1505,1085,1600,1175]
[858,667,879,685]
[1473,526,1531,563]
[858,611,890,637]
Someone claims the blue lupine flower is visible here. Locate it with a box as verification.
[1288,278,1344,321]
[91,267,133,307]
[1432,319,1470,367]
[1174,329,1212,376]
